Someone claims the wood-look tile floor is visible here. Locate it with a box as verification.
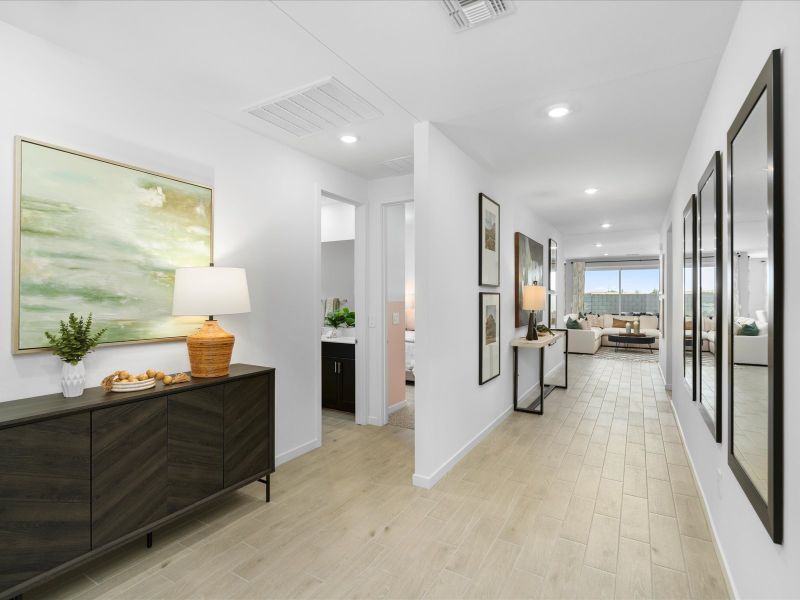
[30,355,729,599]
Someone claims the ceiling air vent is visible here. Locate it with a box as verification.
[381,155,414,174]
[245,77,383,138]
[441,0,512,31]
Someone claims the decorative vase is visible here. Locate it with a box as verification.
[61,360,86,398]
[634,318,641,334]
[325,327,341,339]
[625,322,632,334]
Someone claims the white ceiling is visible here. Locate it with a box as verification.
[0,0,742,254]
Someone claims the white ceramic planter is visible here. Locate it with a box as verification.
[61,360,86,398]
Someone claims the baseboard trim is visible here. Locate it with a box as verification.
[388,400,408,415]
[412,405,512,489]
[276,438,320,467]
[669,398,737,599]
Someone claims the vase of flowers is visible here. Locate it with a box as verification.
[324,307,355,338]
[45,313,106,398]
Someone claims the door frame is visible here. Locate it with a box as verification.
[379,200,414,425]
[664,223,674,389]
[314,187,368,441]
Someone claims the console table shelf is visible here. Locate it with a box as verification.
[0,364,274,600]
[511,330,568,414]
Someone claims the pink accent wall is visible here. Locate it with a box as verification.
[387,301,405,406]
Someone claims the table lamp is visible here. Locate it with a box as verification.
[172,266,251,377]
[522,283,546,341]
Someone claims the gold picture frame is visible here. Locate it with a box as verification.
[13,137,214,354]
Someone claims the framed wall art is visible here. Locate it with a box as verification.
[514,232,544,328]
[479,292,500,384]
[478,193,500,286]
[13,137,213,353]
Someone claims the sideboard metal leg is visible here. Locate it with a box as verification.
[258,475,271,502]
[146,532,153,548]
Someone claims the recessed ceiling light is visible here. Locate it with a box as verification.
[601,223,611,229]
[585,188,598,195]
[604,253,609,256]
[547,104,571,119]
[340,135,358,144]
[595,243,603,248]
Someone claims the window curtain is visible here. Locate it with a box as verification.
[571,261,586,314]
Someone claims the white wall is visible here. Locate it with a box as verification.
[320,202,356,242]
[385,204,405,302]
[321,240,354,307]
[413,122,562,487]
[660,2,800,596]
[405,203,415,299]
[0,21,367,465]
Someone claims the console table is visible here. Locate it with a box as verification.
[511,329,568,414]
[0,364,274,599]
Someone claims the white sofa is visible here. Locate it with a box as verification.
[564,314,660,354]
[732,318,768,366]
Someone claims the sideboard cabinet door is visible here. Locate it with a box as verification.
[92,398,167,548]
[167,387,224,513]
[223,376,268,487]
[0,414,90,593]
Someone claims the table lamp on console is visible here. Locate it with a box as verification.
[523,283,546,341]
[172,266,251,378]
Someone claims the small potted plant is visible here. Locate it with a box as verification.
[324,307,355,338]
[45,313,106,398]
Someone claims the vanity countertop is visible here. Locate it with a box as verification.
[321,336,357,345]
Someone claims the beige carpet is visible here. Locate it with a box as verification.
[388,384,415,429]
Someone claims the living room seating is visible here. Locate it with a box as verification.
[564,314,660,354]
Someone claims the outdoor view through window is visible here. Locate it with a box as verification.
[584,267,659,314]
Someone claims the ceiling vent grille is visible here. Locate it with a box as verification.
[441,0,512,31]
[381,155,414,174]
[245,77,382,138]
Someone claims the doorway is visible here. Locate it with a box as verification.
[383,201,415,429]
[315,188,368,449]
[663,224,674,389]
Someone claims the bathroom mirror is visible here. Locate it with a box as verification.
[698,152,722,441]
[683,195,697,400]
[727,49,782,543]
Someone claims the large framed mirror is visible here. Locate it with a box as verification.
[698,152,722,441]
[727,49,783,543]
[548,238,558,327]
[683,195,697,400]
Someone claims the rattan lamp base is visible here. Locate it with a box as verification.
[186,320,235,378]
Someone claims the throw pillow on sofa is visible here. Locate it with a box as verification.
[612,317,630,328]
[739,322,759,336]
[566,317,582,330]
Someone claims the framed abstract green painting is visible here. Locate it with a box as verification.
[13,138,213,353]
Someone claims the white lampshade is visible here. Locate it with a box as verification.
[522,284,546,311]
[172,267,251,317]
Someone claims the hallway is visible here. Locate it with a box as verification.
[31,356,727,599]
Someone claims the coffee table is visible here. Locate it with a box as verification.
[607,333,656,353]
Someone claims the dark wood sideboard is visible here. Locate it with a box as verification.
[0,363,274,600]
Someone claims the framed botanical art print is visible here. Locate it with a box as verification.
[479,292,500,384]
[479,193,500,286]
[13,137,213,353]
[514,232,544,327]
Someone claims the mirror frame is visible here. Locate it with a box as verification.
[682,195,697,401]
[697,151,723,442]
[726,49,783,543]
[548,238,558,327]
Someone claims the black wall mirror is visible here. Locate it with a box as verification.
[698,152,722,441]
[727,49,783,543]
[683,195,697,400]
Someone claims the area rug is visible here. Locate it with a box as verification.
[388,385,415,429]
[593,345,659,363]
